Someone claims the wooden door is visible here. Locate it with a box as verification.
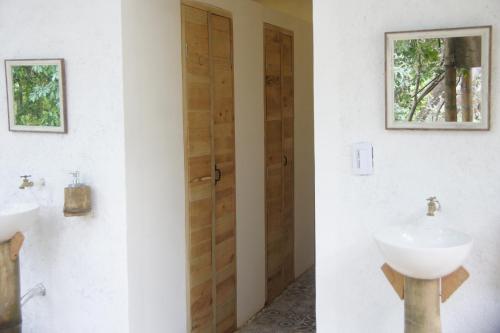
[182,3,236,333]
[264,24,294,303]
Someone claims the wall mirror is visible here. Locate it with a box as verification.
[385,26,491,130]
[5,59,67,133]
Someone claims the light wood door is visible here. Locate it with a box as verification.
[182,4,236,333]
[264,24,294,303]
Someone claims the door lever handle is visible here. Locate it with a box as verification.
[283,155,288,166]
[215,165,222,185]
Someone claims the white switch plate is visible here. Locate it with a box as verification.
[352,142,373,175]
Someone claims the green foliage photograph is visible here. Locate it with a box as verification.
[6,59,67,133]
[11,64,62,127]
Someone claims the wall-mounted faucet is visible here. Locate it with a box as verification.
[21,283,46,307]
[426,197,441,216]
[19,175,34,190]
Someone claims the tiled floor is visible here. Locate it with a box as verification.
[237,267,316,333]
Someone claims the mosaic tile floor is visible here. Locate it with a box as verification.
[237,267,316,333]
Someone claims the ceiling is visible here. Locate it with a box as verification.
[253,0,312,23]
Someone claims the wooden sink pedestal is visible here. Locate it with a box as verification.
[381,263,469,333]
[404,277,440,333]
[0,233,24,333]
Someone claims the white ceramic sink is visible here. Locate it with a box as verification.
[374,224,472,279]
[0,203,39,243]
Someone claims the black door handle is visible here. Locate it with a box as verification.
[215,165,222,185]
[283,155,288,166]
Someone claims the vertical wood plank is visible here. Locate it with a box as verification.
[211,13,237,333]
[264,24,294,303]
[281,32,294,286]
[183,5,214,332]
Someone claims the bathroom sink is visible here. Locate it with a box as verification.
[0,203,39,243]
[374,224,472,279]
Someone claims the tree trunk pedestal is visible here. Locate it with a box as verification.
[404,277,441,333]
[381,264,469,333]
[0,240,21,333]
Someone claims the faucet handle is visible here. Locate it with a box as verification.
[426,196,440,216]
[19,175,34,189]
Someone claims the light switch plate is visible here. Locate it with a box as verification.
[352,142,374,175]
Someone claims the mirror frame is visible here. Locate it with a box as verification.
[385,26,492,131]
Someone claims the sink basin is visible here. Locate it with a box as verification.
[0,203,39,243]
[374,224,472,279]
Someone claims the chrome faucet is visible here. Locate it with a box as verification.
[19,175,34,189]
[21,283,46,307]
[426,197,440,216]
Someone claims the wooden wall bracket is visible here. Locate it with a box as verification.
[441,266,469,303]
[9,233,24,261]
[0,236,22,332]
[381,263,404,300]
[381,263,469,303]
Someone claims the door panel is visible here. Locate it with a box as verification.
[265,24,294,303]
[210,13,237,333]
[184,5,214,332]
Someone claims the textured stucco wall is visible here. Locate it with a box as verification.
[0,0,129,332]
[254,0,313,23]
[314,0,500,332]
[121,0,187,332]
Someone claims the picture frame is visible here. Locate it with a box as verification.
[5,59,67,133]
[385,26,492,130]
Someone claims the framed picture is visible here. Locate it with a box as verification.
[5,59,67,133]
[385,26,491,130]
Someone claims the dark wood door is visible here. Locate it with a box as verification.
[264,23,294,304]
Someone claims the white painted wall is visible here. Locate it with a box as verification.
[121,0,187,332]
[255,0,313,23]
[0,0,129,332]
[314,0,500,332]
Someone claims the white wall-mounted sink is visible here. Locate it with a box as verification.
[374,224,472,279]
[0,203,39,243]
